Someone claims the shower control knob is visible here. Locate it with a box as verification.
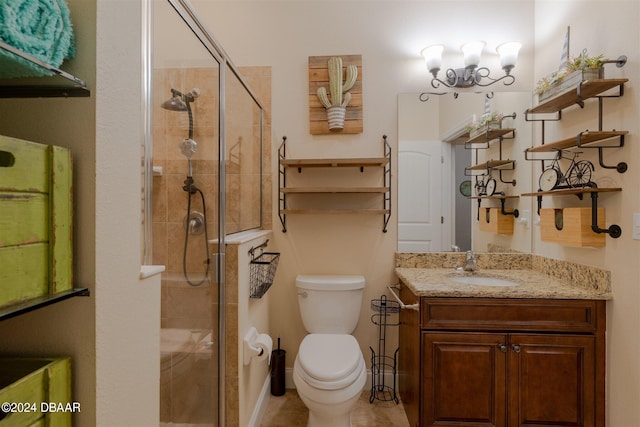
[185,211,205,235]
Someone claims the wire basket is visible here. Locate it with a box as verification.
[249,252,280,299]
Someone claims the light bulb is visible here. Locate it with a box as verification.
[461,41,485,69]
[497,42,522,73]
[421,45,444,76]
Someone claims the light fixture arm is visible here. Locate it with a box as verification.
[471,67,516,87]
[430,66,515,89]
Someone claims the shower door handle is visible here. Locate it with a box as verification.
[211,252,223,285]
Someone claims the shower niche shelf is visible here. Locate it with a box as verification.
[278,135,391,232]
[0,41,90,98]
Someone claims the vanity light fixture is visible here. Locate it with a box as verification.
[421,41,521,89]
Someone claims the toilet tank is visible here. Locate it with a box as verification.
[296,275,365,334]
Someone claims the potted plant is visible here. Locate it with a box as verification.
[535,50,606,101]
[468,112,504,138]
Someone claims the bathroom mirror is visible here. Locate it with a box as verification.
[397,91,534,253]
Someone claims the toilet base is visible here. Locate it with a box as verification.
[293,361,366,427]
[305,400,356,427]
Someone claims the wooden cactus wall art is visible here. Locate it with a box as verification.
[309,55,363,134]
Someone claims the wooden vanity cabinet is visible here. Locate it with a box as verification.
[398,282,606,427]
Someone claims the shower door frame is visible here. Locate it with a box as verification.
[143,0,266,425]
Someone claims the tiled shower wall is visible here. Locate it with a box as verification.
[152,66,272,329]
[153,66,272,424]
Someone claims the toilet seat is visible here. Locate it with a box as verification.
[296,334,364,390]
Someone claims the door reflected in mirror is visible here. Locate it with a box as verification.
[398,92,534,254]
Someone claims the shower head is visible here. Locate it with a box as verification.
[160,87,201,111]
[161,87,201,140]
[160,89,188,111]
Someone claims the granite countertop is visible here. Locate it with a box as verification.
[395,267,612,300]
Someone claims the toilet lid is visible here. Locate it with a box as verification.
[297,334,364,390]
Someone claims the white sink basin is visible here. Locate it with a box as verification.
[448,275,521,287]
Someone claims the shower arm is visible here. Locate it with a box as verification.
[185,98,194,140]
[169,88,195,139]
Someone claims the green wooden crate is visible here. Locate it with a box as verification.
[0,357,72,427]
[0,135,73,307]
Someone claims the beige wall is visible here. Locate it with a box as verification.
[533,1,640,424]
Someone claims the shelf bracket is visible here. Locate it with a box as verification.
[382,134,392,233]
[278,136,288,232]
[535,195,542,216]
[590,192,622,238]
[500,198,519,218]
[498,169,516,186]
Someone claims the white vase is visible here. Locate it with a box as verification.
[326,106,346,130]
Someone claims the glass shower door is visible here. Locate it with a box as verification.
[152,0,222,425]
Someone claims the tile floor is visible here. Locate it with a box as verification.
[261,390,410,427]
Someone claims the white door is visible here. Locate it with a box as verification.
[398,140,447,251]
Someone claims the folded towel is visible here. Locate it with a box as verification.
[0,0,75,78]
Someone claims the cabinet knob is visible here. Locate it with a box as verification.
[511,344,522,353]
[497,344,508,353]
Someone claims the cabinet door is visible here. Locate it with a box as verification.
[422,332,507,427]
[508,334,596,427]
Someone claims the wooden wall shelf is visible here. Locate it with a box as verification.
[278,135,391,232]
[466,127,515,149]
[527,79,628,114]
[525,131,627,154]
[281,157,388,171]
[525,77,629,173]
[465,160,515,175]
[281,187,389,194]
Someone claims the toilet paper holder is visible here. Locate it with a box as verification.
[243,327,273,365]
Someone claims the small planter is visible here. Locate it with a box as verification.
[469,121,501,139]
[326,105,346,130]
[538,68,604,101]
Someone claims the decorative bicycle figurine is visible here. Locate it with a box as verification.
[538,150,595,191]
[474,172,501,196]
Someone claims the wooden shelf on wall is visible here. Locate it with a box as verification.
[466,128,515,147]
[280,157,388,170]
[281,187,389,194]
[528,79,628,114]
[278,135,391,232]
[521,187,621,198]
[465,159,515,175]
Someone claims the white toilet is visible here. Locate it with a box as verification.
[293,275,367,427]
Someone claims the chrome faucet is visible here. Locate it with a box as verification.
[461,250,478,272]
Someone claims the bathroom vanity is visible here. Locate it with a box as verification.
[395,266,609,427]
